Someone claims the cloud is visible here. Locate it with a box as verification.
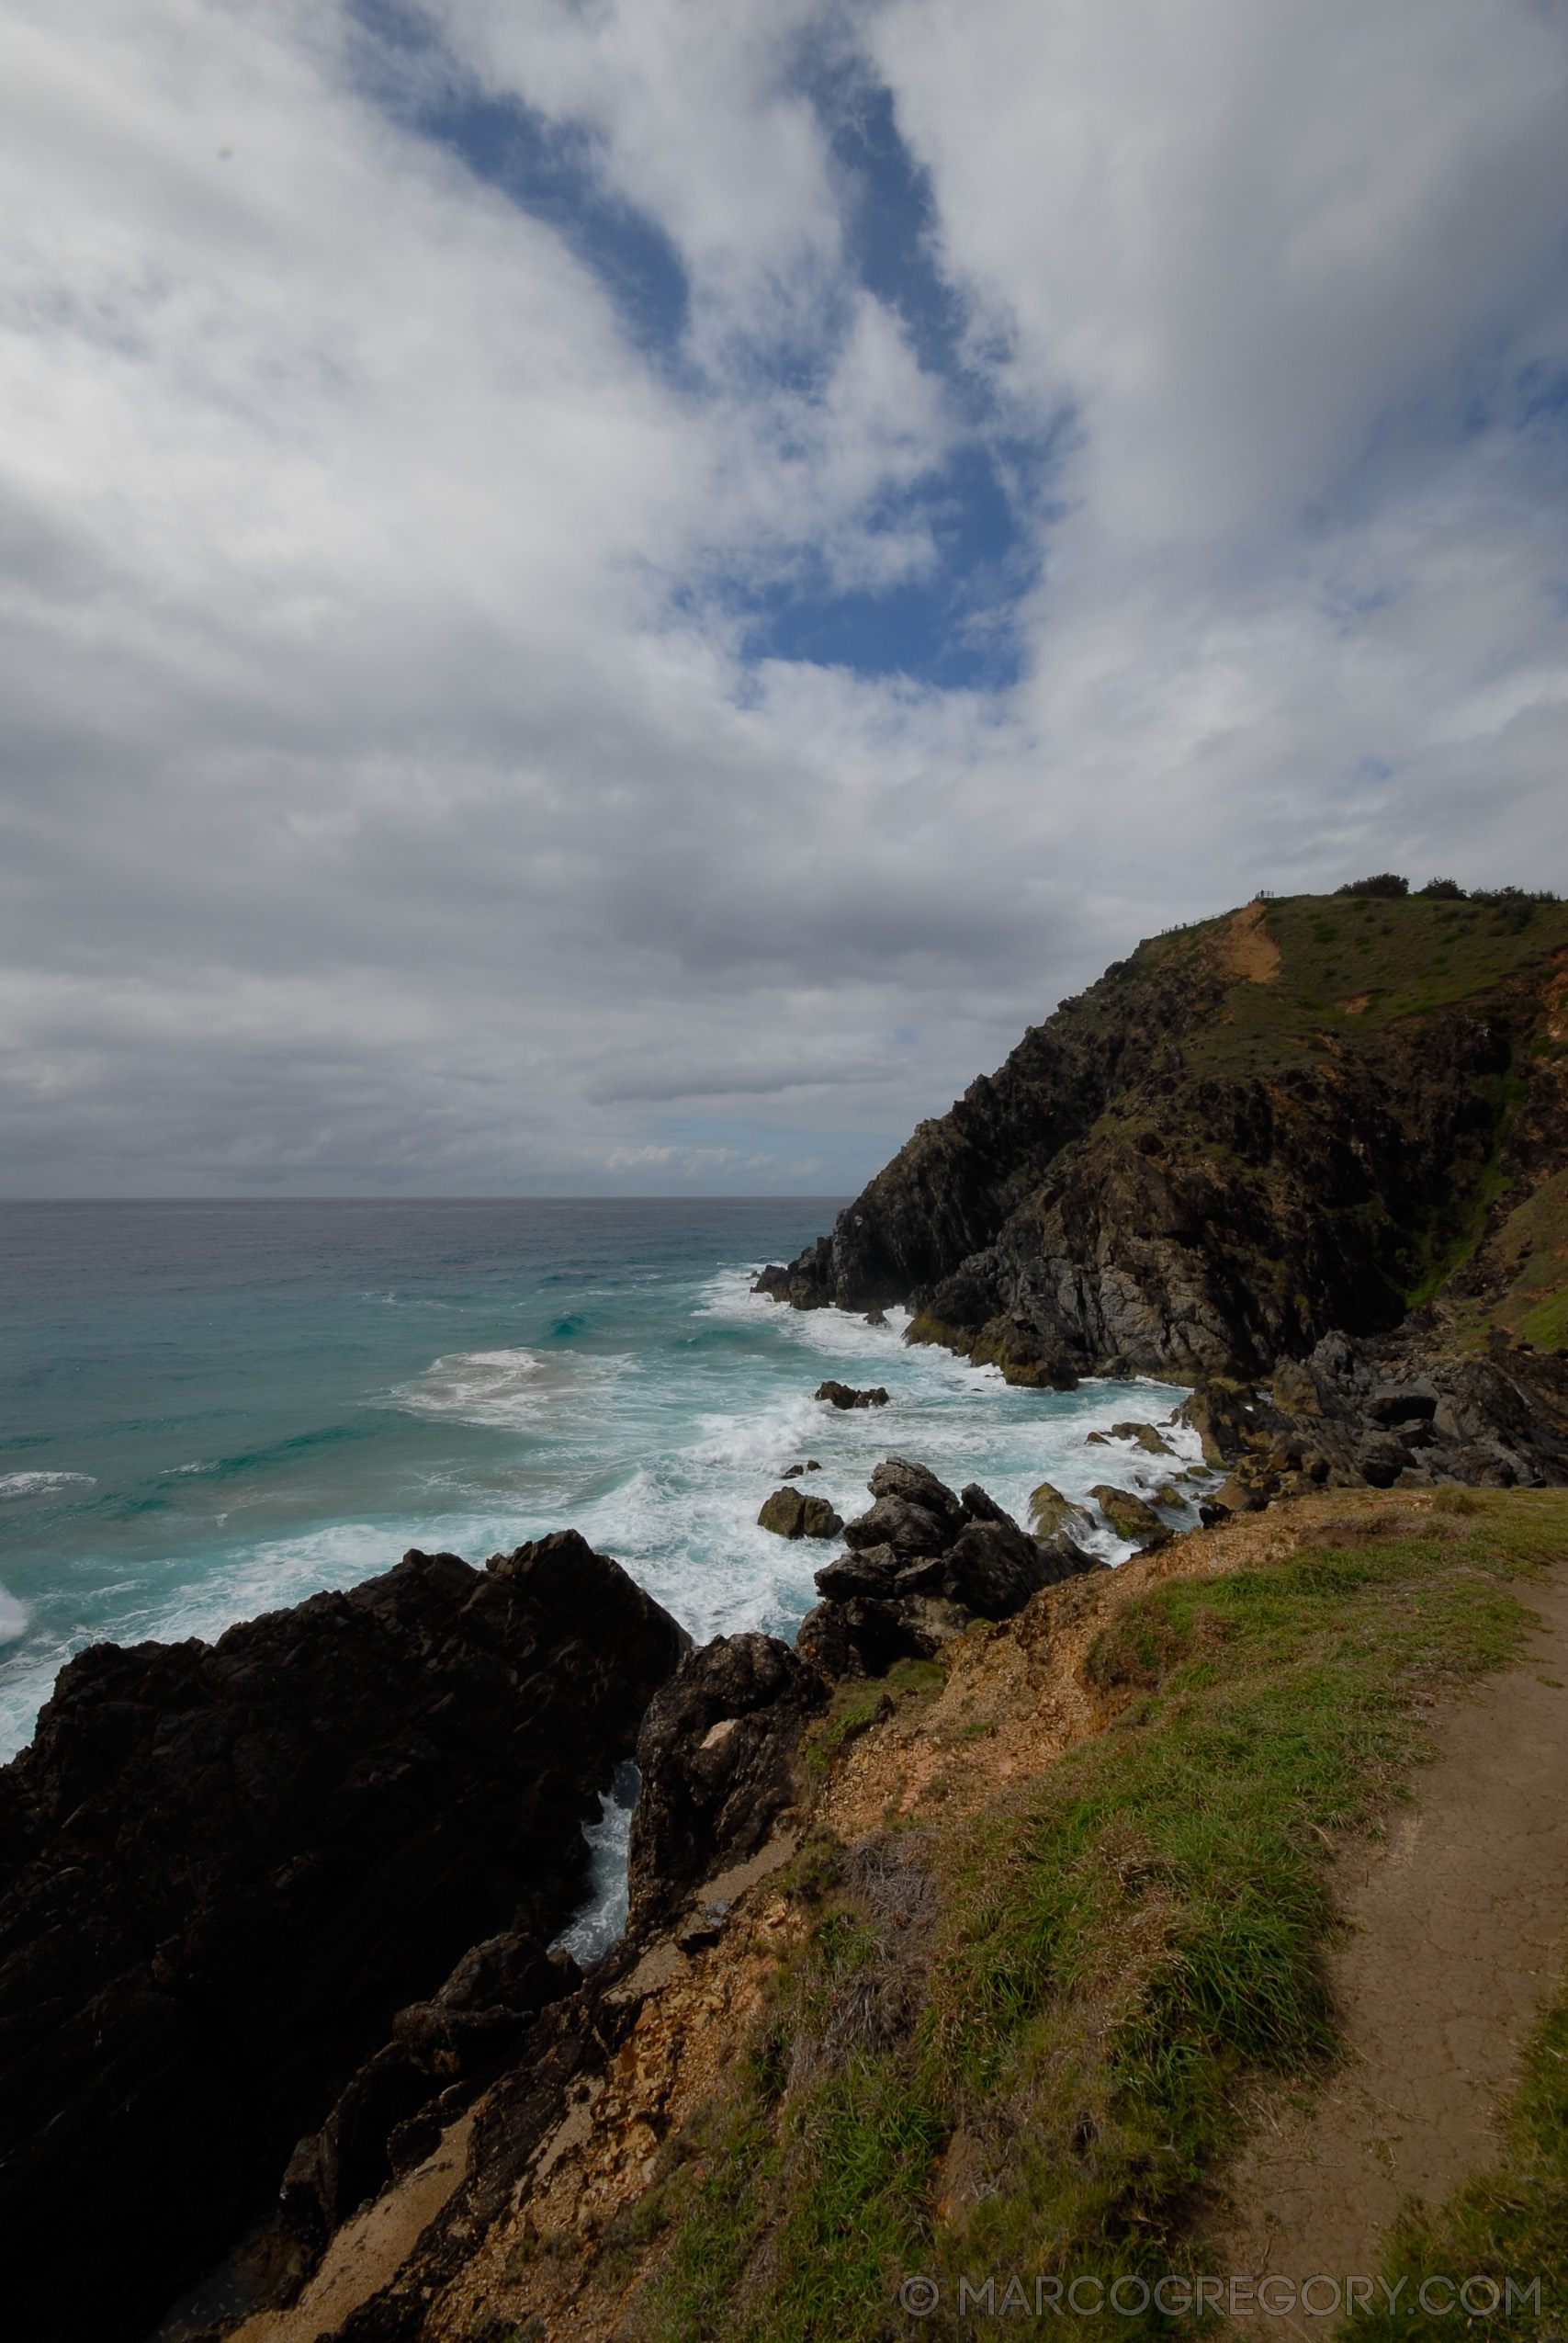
[0,0,1564,1194]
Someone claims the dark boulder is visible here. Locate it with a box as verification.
[841,1493,953,1556]
[941,1515,1055,1615]
[0,1533,688,2343]
[758,1487,843,1540]
[798,1460,1104,1681]
[626,1634,829,1936]
[869,1457,966,1525]
[815,1380,890,1409]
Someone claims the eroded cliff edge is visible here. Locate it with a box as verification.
[756,890,1568,1386]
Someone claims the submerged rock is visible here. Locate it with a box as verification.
[0,1532,689,2343]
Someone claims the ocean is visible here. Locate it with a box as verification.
[0,1198,1201,1783]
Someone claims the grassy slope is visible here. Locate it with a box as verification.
[1130,892,1568,1339]
[639,1491,1568,2343]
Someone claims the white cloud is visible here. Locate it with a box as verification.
[0,0,1564,1194]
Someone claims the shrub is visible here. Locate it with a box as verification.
[1335,872,1408,899]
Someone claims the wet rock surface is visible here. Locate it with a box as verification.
[0,1533,689,2343]
[813,1379,890,1409]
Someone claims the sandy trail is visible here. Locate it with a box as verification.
[1209,1562,1568,2330]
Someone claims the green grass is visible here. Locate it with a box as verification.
[637,1493,1568,2343]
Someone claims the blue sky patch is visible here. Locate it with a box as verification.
[347,0,690,368]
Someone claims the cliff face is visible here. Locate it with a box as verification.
[759,894,1568,1381]
[0,1534,689,2343]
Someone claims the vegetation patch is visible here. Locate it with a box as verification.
[640,1493,1567,2343]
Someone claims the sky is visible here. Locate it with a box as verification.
[2,0,1566,1198]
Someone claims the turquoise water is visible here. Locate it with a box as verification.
[0,1199,1199,1761]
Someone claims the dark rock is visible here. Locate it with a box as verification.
[1365,1381,1439,1425]
[868,1457,965,1523]
[782,1463,805,1478]
[815,1380,891,1409]
[271,1929,580,2252]
[757,1487,844,1540]
[626,1634,829,1936]
[0,1533,688,2343]
[940,1516,1053,1614]
[800,1461,1091,1680]
[812,1545,903,1599]
[795,1595,964,1681]
[1090,1485,1174,1548]
[1110,1420,1178,1454]
[1034,1531,1110,1584]
[841,1494,952,1556]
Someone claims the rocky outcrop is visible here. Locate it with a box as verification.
[0,1534,689,2343]
[755,900,1568,1385]
[1187,1327,1568,1503]
[796,1457,1104,1679]
[814,1379,890,1409]
[1028,1479,1096,1538]
[757,1487,843,1539]
[626,1633,829,1937]
[1089,1485,1174,1551]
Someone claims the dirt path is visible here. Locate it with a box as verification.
[1209,1561,1568,2328]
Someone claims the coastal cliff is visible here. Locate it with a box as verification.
[0,1534,688,2343]
[758,888,1568,1386]
[209,1483,1568,2343]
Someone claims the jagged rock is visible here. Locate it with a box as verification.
[942,1516,1054,1616]
[1110,1420,1178,1454]
[1365,1381,1439,1425]
[798,1460,1102,1679]
[815,1380,890,1409]
[1090,1484,1174,1548]
[869,1457,966,1522]
[813,1544,904,1599]
[968,1317,1080,1388]
[1035,1531,1111,1584]
[0,1533,688,2343]
[795,1592,968,1681]
[1028,1479,1096,1538]
[271,1933,580,2259]
[782,1463,805,1478]
[841,1493,953,1556]
[758,1487,844,1539]
[626,1634,829,1936]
